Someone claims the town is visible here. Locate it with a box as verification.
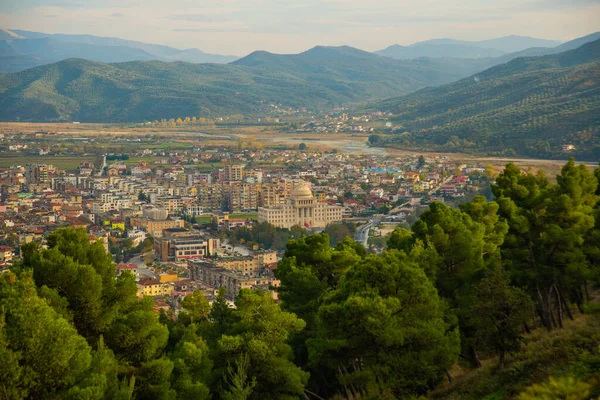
[0,126,496,314]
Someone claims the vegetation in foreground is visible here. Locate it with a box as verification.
[1,158,599,399]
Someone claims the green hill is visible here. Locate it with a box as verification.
[0,46,493,122]
[373,39,600,160]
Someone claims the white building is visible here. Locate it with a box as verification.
[258,184,343,229]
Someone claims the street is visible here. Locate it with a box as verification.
[355,218,379,248]
[128,251,155,279]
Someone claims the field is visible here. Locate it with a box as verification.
[0,155,88,171]
[1,122,593,178]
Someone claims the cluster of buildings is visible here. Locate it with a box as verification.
[0,130,494,312]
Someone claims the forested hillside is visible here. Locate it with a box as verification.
[3,160,600,399]
[0,46,491,122]
[374,39,600,160]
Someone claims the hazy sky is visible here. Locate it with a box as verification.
[1,0,599,56]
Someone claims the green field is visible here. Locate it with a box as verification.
[0,155,87,171]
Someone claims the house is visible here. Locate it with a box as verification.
[403,172,420,183]
[116,263,138,277]
[0,246,14,263]
[413,182,426,193]
[137,279,174,297]
[441,184,457,196]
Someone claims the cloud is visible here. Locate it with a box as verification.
[168,14,226,22]
[51,1,85,8]
[2,0,598,55]
[173,27,246,33]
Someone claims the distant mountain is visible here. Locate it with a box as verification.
[0,45,497,122]
[6,38,156,62]
[376,43,504,60]
[473,35,560,52]
[0,29,238,73]
[414,36,560,52]
[492,32,600,63]
[0,28,24,40]
[373,39,600,160]
[0,41,45,73]
[234,45,493,89]
[377,35,561,60]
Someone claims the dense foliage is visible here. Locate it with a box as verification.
[225,221,305,251]
[2,159,600,399]
[375,39,600,160]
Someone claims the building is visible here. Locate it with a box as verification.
[258,184,343,229]
[188,260,279,300]
[155,229,219,262]
[224,182,258,212]
[137,279,174,297]
[213,250,277,277]
[224,165,244,182]
[26,164,52,184]
[116,263,138,277]
[0,246,14,263]
[198,184,225,211]
[130,218,184,237]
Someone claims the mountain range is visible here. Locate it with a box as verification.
[376,35,561,60]
[373,39,600,160]
[0,28,579,75]
[0,29,238,73]
[0,45,499,123]
[0,29,599,159]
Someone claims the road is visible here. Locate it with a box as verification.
[427,175,454,196]
[219,239,251,256]
[128,251,155,279]
[95,155,107,176]
[355,219,379,248]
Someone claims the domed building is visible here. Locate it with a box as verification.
[258,183,343,229]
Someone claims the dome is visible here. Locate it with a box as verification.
[291,184,314,200]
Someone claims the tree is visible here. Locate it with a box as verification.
[216,290,309,400]
[221,353,256,400]
[368,134,382,145]
[298,143,307,151]
[484,163,495,179]
[493,160,598,330]
[418,155,426,168]
[323,223,351,246]
[411,202,486,300]
[138,191,148,202]
[467,266,533,368]
[105,297,169,366]
[181,291,211,324]
[169,326,212,400]
[209,287,233,338]
[0,272,103,399]
[22,242,107,341]
[309,250,460,397]
[459,195,508,264]
[518,376,591,400]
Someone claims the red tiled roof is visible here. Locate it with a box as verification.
[117,264,137,270]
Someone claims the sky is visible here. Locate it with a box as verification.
[1,0,599,56]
